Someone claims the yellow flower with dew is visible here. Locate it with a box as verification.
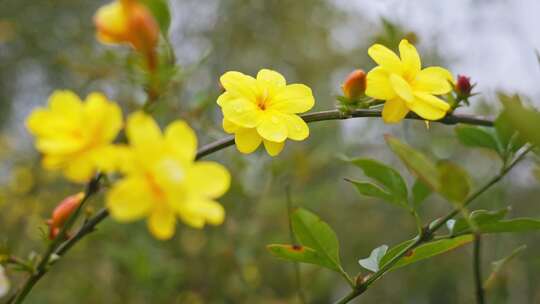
[26,90,123,183]
[94,0,159,57]
[365,39,454,123]
[218,69,315,156]
[106,112,230,240]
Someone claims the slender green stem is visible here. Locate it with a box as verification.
[334,146,532,304]
[9,109,496,303]
[285,187,307,304]
[473,234,485,304]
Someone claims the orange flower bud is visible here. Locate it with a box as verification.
[342,69,366,100]
[94,0,159,56]
[47,192,84,240]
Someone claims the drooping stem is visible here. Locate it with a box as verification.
[8,109,496,303]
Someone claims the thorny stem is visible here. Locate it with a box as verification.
[8,109,496,303]
[334,146,533,304]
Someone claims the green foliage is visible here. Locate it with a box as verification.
[268,208,343,272]
[455,125,500,154]
[140,0,171,35]
[411,179,432,208]
[451,208,540,235]
[347,158,408,207]
[267,244,337,270]
[385,135,440,191]
[484,245,527,289]
[436,161,471,204]
[495,111,525,154]
[380,235,474,271]
[358,245,388,272]
[499,93,540,148]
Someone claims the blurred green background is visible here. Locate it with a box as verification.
[1,0,540,303]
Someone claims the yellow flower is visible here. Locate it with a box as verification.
[26,90,123,183]
[217,69,315,156]
[365,39,454,123]
[106,112,230,240]
[94,0,159,55]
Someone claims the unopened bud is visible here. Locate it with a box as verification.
[94,0,159,55]
[47,192,84,240]
[455,75,472,97]
[342,69,366,100]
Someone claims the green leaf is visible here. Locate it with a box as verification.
[494,110,525,154]
[358,245,388,272]
[291,208,342,271]
[349,158,408,204]
[267,244,337,270]
[346,180,395,203]
[412,179,432,208]
[500,94,540,147]
[451,208,540,235]
[380,235,474,270]
[437,161,471,204]
[140,0,171,34]
[455,124,500,154]
[484,245,527,289]
[452,208,509,235]
[385,135,440,191]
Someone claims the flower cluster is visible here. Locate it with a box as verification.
[27,91,230,240]
[365,39,454,123]
[217,69,315,156]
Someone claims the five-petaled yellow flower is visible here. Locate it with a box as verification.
[106,112,230,240]
[366,39,454,123]
[26,90,123,183]
[217,69,315,156]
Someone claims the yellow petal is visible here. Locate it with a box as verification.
[257,112,288,142]
[367,44,403,74]
[42,155,65,170]
[217,92,234,107]
[256,69,286,87]
[178,198,225,227]
[148,206,176,240]
[164,120,197,162]
[382,98,409,123]
[107,176,154,221]
[235,127,262,153]
[410,92,450,120]
[413,67,454,95]
[91,145,126,173]
[399,39,421,76]
[35,137,84,155]
[185,162,231,198]
[269,84,314,114]
[219,71,258,100]
[365,67,396,100]
[62,155,96,183]
[222,118,240,134]
[126,111,163,156]
[83,92,123,143]
[222,98,264,128]
[389,74,414,102]
[263,140,285,156]
[48,90,84,117]
[279,113,309,141]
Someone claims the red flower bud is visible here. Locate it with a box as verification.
[455,75,472,97]
[342,69,366,100]
[47,192,84,240]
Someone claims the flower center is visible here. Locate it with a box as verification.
[256,89,269,110]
